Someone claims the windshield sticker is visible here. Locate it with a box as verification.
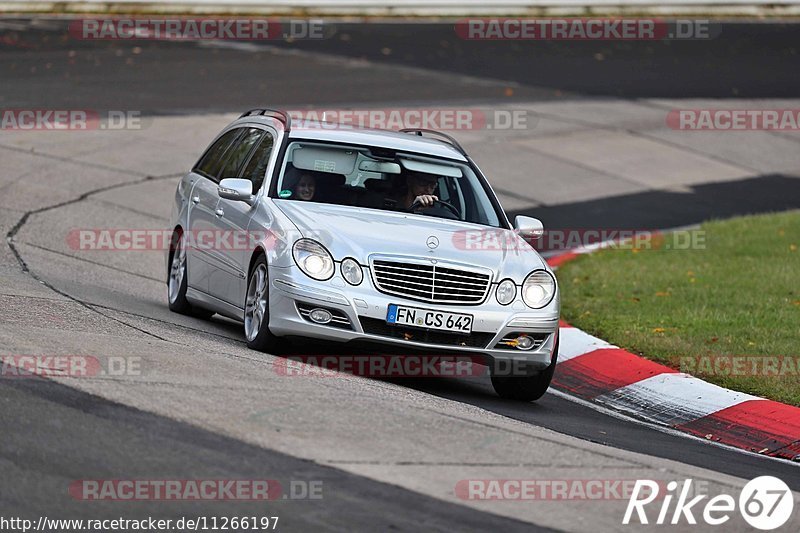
[279,189,293,198]
[313,160,336,172]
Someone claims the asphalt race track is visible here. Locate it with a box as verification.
[1,18,800,531]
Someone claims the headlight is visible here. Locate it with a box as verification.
[292,239,334,281]
[340,257,363,285]
[522,270,556,309]
[495,278,516,305]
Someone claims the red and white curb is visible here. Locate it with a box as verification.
[546,251,800,462]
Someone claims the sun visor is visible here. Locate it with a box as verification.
[400,158,463,178]
[291,146,357,175]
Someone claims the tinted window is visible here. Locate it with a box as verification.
[241,132,275,194]
[195,128,242,181]
[218,128,264,180]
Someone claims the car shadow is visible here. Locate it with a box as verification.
[273,343,557,414]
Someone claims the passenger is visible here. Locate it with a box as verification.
[294,173,316,201]
[283,170,316,201]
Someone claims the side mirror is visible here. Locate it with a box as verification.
[514,215,544,239]
[218,178,255,205]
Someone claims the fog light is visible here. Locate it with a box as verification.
[309,308,332,324]
[515,335,535,351]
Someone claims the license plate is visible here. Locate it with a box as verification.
[386,304,473,334]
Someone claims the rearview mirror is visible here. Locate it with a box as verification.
[358,160,402,174]
[218,178,255,205]
[514,215,544,239]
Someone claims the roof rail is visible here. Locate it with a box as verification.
[240,108,292,130]
[398,128,467,157]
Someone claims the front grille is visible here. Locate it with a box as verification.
[371,259,491,304]
[359,317,495,348]
[296,302,353,330]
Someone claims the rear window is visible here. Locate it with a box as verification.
[194,128,242,182]
[218,128,264,180]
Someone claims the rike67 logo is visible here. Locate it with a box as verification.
[624,476,795,530]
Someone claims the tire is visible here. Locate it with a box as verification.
[244,254,284,353]
[491,337,559,402]
[167,231,214,319]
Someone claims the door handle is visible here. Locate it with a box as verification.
[215,208,225,218]
[192,196,200,204]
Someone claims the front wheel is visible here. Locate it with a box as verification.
[491,338,559,402]
[244,255,284,353]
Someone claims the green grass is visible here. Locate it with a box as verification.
[556,210,800,406]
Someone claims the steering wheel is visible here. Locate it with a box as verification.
[410,198,461,219]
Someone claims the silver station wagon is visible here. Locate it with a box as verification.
[167,109,560,400]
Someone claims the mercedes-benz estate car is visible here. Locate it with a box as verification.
[166,109,560,400]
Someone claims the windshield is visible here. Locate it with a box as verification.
[271,141,504,228]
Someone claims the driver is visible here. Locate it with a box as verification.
[399,172,438,210]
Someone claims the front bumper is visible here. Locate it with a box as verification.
[267,264,560,374]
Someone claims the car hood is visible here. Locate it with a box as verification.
[274,200,546,281]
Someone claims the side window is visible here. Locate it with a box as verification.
[441,177,465,219]
[195,129,243,182]
[438,177,451,202]
[241,132,275,194]
[218,128,264,180]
